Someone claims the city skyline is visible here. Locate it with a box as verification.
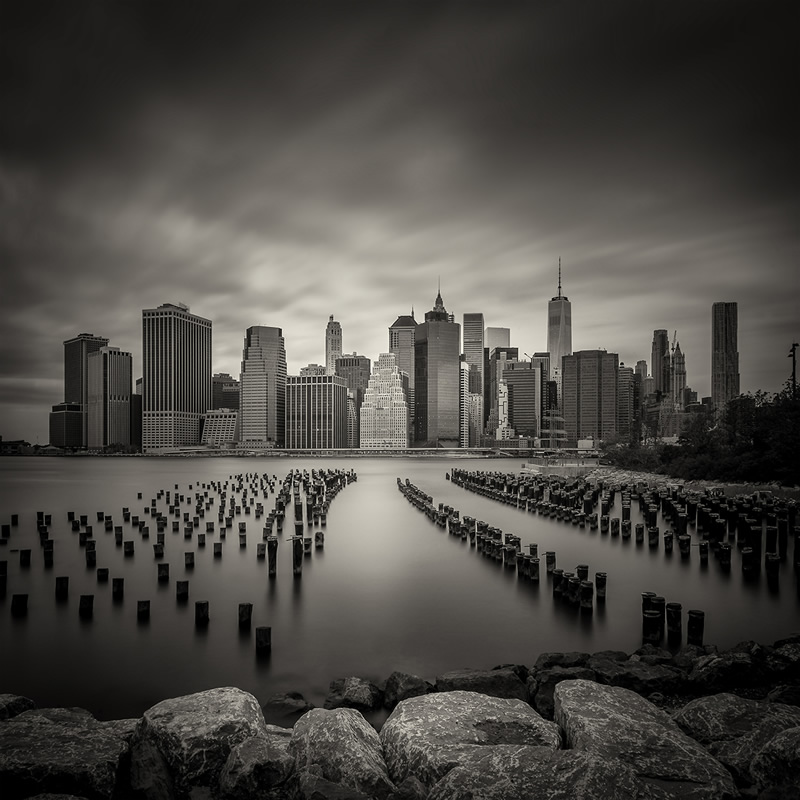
[2,3,798,444]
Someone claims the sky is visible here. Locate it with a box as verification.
[1,1,798,444]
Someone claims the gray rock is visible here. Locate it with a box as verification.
[298,764,374,799]
[130,686,268,800]
[533,651,591,670]
[219,726,295,800]
[750,726,800,796]
[527,665,596,719]
[434,667,527,701]
[383,672,433,710]
[0,693,36,720]
[0,707,130,799]
[427,745,652,800]
[380,690,560,789]
[555,679,736,799]
[631,644,676,666]
[262,691,315,726]
[24,795,90,800]
[767,684,800,706]
[673,692,800,786]
[589,656,685,697]
[324,677,384,711]
[765,643,800,680]
[688,652,756,691]
[290,708,395,800]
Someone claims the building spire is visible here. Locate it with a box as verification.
[558,258,562,297]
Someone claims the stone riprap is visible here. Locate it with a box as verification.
[3,634,800,799]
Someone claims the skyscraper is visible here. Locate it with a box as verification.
[211,373,240,410]
[617,363,635,442]
[414,289,461,447]
[389,311,418,442]
[142,303,211,451]
[712,302,740,415]
[285,374,348,449]
[239,326,287,448]
[671,342,686,409]
[336,353,371,448]
[463,313,484,382]
[63,332,109,447]
[503,360,541,438]
[547,262,572,408]
[325,315,342,376]
[360,353,409,450]
[651,329,671,398]
[87,346,132,449]
[484,327,510,351]
[562,349,619,446]
[486,346,518,434]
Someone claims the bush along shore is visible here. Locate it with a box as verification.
[2,635,800,800]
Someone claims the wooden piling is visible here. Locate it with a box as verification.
[97,568,109,582]
[267,536,278,576]
[292,536,303,576]
[20,549,31,567]
[158,563,170,582]
[255,626,272,653]
[112,578,124,600]
[55,575,69,599]
[595,571,607,601]
[11,593,28,616]
[687,609,705,646]
[137,600,150,621]
[238,602,253,629]
[79,594,94,619]
[195,600,210,627]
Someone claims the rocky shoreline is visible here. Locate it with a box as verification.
[2,634,800,799]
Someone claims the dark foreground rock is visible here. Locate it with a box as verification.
[749,726,800,797]
[383,671,433,710]
[324,677,384,712]
[130,686,267,800]
[290,707,396,799]
[434,668,528,701]
[0,693,36,720]
[0,707,134,800]
[380,690,560,789]
[218,724,295,800]
[555,679,737,799]
[262,691,315,727]
[427,745,651,800]
[673,692,800,788]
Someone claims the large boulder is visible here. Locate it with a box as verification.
[383,671,433,710]
[324,677,383,712]
[555,679,736,799]
[427,745,650,800]
[0,694,36,720]
[687,652,756,692]
[750,726,800,797]
[527,666,596,720]
[673,692,800,787]
[434,668,528,701]
[130,687,267,800]
[765,642,800,681]
[767,684,800,706]
[380,690,560,789]
[533,651,591,670]
[588,655,686,697]
[0,707,132,800]
[290,708,395,800]
[218,725,295,800]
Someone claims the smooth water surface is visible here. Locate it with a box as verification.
[1,455,798,720]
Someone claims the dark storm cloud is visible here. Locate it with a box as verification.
[1,1,798,442]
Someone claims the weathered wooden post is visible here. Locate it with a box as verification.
[666,602,682,644]
[239,602,253,629]
[185,552,195,569]
[580,580,594,613]
[55,575,69,600]
[214,542,222,558]
[687,609,705,646]
[545,551,556,573]
[595,572,607,601]
[292,536,303,576]
[256,626,272,653]
[137,600,150,621]
[195,600,210,627]
[79,594,94,619]
[158,563,170,582]
[176,580,189,601]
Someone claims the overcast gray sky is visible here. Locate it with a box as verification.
[1,1,798,444]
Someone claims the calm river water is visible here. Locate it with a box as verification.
[1,455,798,721]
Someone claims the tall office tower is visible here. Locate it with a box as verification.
[617,363,635,442]
[562,350,619,446]
[87,346,132,449]
[651,330,671,398]
[336,353,371,448]
[63,332,110,447]
[503,360,541,438]
[463,313,485,376]
[212,373,240,410]
[325,315,342,376]
[142,303,211,451]
[389,311,418,442]
[459,361,470,447]
[239,326,287,448]
[486,347,519,432]
[712,302,739,415]
[635,360,648,381]
[547,262,572,408]
[360,353,409,450]
[285,374,348,449]
[131,377,143,451]
[531,352,552,426]
[484,327,510,351]
[671,342,687,409]
[414,290,461,447]
[461,362,483,447]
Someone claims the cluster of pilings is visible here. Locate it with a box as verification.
[397,477,604,614]
[640,591,705,647]
[1,468,356,652]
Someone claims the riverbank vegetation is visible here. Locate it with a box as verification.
[601,384,800,487]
